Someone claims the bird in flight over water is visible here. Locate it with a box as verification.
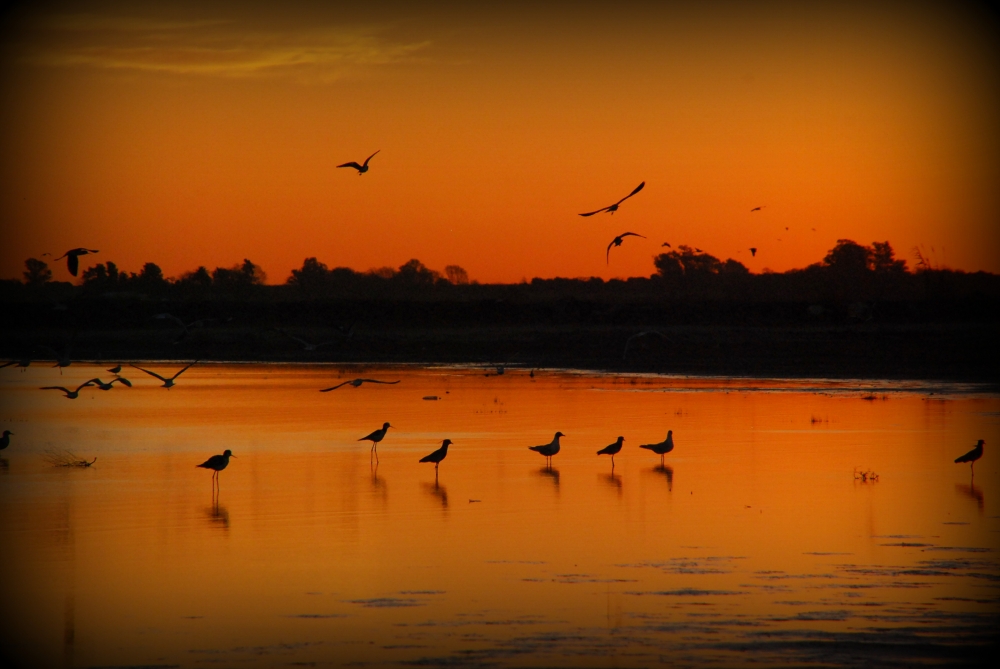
[661,242,671,248]
[338,150,380,175]
[607,232,646,263]
[579,181,645,217]
[40,381,96,399]
[750,206,765,212]
[320,378,400,392]
[130,361,198,388]
[53,248,99,276]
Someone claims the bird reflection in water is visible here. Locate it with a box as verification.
[955,482,984,512]
[0,458,8,472]
[650,464,674,492]
[537,467,560,491]
[370,463,388,504]
[207,500,230,529]
[423,480,448,508]
[600,472,623,497]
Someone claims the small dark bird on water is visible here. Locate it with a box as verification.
[420,439,452,476]
[607,232,646,263]
[597,436,625,469]
[640,430,674,465]
[750,247,757,257]
[0,430,12,451]
[579,181,645,217]
[359,422,392,462]
[954,439,985,475]
[338,150,380,175]
[53,248,99,276]
[320,378,400,392]
[198,449,234,490]
[529,431,564,467]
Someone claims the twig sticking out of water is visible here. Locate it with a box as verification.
[43,450,97,467]
[853,467,879,482]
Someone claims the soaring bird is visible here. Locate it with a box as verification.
[130,361,198,388]
[40,381,96,399]
[1,357,32,371]
[338,150,380,175]
[579,182,645,217]
[0,430,12,451]
[197,450,235,491]
[359,422,392,463]
[84,377,132,390]
[597,436,625,469]
[53,248,99,276]
[661,242,671,248]
[607,232,646,263]
[420,439,452,476]
[320,378,400,391]
[954,439,985,475]
[750,247,757,257]
[750,206,765,212]
[640,430,674,465]
[529,431,565,467]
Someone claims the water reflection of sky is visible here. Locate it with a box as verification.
[0,364,996,667]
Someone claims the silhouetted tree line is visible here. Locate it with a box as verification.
[3,240,998,309]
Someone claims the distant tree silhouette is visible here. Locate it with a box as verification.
[445,265,469,285]
[369,266,396,280]
[394,259,440,285]
[213,259,265,291]
[823,240,872,274]
[288,257,331,291]
[23,258,52,286]
[177,266,212,287]
[871,241,907,273]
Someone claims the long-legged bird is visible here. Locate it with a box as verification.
[420,439,452,478]
[198,449,234,493]
[529,431,564,467]
[338,150,380,175]
[954,439,985,476]
[53,248,99,276]
[579,182,645,217]
[640,430,674,465]
[359,422,392,463]
[607,232,646,263]
[597,436,625,470]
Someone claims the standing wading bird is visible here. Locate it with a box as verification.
[320,378,400,392]
[529,431,565,467]
[0,430,12,451]
[420,439,452,478]
[359,422,392,463]
[130,362,198,388]
[197,449,234,493]
[954,439,985,476]
[53,248,99,276]
[750,247,757,257]
[640,430,674,465]
[338,150,380,175]
[579,181,645,217]
[597,436,625,470]
[84,377,132,390]
[40,381,96,399]
[607,232,646,263]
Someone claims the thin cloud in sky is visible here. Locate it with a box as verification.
[11,11,431,81]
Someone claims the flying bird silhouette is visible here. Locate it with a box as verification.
[607,232,646,263]
[750,247,757,257]
[661,242,671,248]
[53,248,99,276]
[597,436,625,469]
[579,182,645,217]
[338,150,380,175]
[529,431,565,467]
[84,377,132,390]
[41,381,96,399]
[130,362,198,388]
[750,206,765,212]
[320,378,400,392]
[954,439,985,475]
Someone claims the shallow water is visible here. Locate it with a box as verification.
[0,364,997,668]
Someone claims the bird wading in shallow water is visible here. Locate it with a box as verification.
[420,439,452,479]
[597,436,625,470]
[359,422,392,463]
[640,430,675,465]
[337,150,380,175]
[579,182,645,217]
[529,432,565,468]
[954,439,985,476]
[198,450,235,494]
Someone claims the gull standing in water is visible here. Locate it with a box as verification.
[606,232,646,263]
[338,150,380,175]
[198,449,235,494]
[320,378,400,392]
[40,381,96,399]
[420,439,452,479]
[529,431,565,468]
[359,422,392,463]
[0,430,12,451]
[640,430,674,465]
[954,439,985,476]
[579,182,645,217]
[53,248,99,276]
[597,436,625,470]
[130,362,198,388]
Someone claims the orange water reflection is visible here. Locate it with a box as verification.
[0,364,997,667]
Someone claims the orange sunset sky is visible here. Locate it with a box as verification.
[1,1,998,284]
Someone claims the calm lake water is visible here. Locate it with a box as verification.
[1,364,997,668]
